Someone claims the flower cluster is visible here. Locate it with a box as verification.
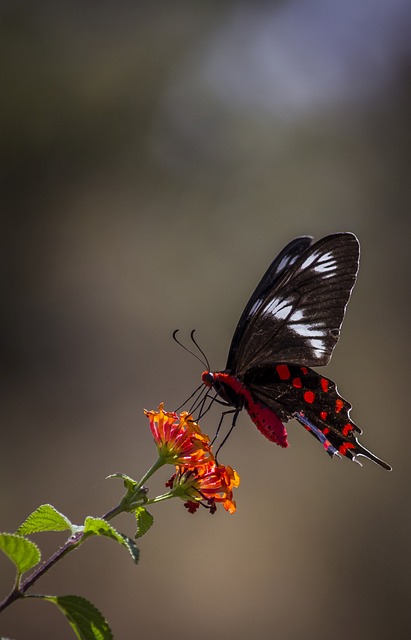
[145,403,240,514]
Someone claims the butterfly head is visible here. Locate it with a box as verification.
[201,371,214,387]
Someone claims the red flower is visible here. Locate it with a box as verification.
[169,460,240,514]
[145,403,213,467]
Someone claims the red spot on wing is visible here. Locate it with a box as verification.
[322,427,330,435]
[320,378,329,393]
[320,411,328,421]
[301,367,308,375]
[342,423,354,436]
[339,442,356,456]
[292,377,302,388]
[276,364,291,380]
[335,399,344,413]
[303,390,315,404]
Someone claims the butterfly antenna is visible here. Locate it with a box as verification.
[172,330,208,368]
[190,330,211,371]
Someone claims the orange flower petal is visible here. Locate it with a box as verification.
[145,404,213,467]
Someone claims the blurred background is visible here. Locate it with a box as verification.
[1,1,410,638]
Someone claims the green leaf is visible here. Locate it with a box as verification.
[134,506,154,539]
[83,518,139,564]
[44,594,113,640]
[16,504,73,535]
[0,533,40,575]
[106,473,137,492]
[82,517,120,539]
[118,533,140,564]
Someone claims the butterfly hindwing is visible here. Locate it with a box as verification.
[232,233,360,376]
[243,364,391,469]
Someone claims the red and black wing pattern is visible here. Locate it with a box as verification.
[204,232,391,470]
[243,364,391,470]
[231,233,359,376]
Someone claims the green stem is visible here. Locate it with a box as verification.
[0,458,169,613]
[134,457,166,491]
[101,502,126,521]
[146,492,175,505]
[102,457,167,520]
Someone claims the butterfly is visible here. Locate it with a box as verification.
[202,233,391,470]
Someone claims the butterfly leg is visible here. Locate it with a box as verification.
[214,409,240,459]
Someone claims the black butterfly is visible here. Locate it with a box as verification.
[202,233,391,470]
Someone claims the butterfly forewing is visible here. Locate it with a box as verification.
[226,236,313,371]
[232,233,360,375]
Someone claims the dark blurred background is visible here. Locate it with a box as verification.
[1,1,410,638]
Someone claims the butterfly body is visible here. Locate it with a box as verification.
[203,370,288,447]
[202,233,391,471]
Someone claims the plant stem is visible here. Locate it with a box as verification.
[21,531,83,594]
[102,458,167,520]
[134,457,166,491]
[0,459,167,613]
[101,502,126,522]
[0,531,83,612]
[147,492,175,504]
[0,588,21,612]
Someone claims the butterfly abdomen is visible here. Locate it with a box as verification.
[212,372,289,448]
